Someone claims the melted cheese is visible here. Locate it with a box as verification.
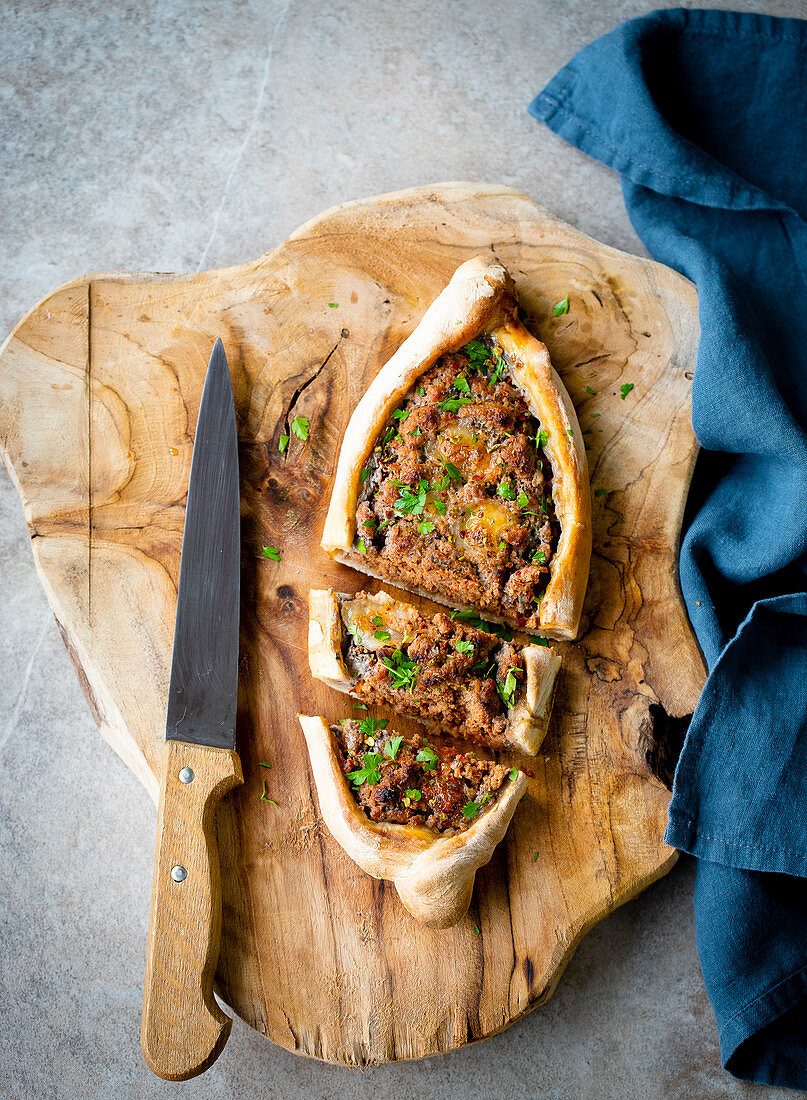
[426,423,501,480]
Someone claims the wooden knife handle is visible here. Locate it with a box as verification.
[141,740,243,1080]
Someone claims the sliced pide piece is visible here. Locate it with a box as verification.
[298,715,528,928]
[321,255,591,640]
[308,587,561,755]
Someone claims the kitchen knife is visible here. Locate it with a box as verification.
[141,338,243,1081]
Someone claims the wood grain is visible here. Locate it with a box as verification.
[142,742,243,1080]
[0,183,705,1066]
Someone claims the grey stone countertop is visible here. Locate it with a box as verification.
[1,2,802,1097]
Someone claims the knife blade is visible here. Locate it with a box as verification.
[141,338,244,1081]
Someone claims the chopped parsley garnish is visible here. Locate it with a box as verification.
[355,538,367,555]
[532,548,547,564]
[418,519,435,534]
[586,386,596,395]
[260,780,277,805]
[464,339,490,364]
[440,458,464,481]
[359,715,388,739]
[373,629,391,642]
[347,752,382,787]
[383,735,404,760]
[509,767,520,782]
[360,467,371,482]
[517,491,529,509]
[405,789,422,802]
[454,639,474,656]
[438,396,473,413]
[536,429,548,447]
[620,382,634,399]
[328,302,338,308]
[433,500,446,515]
[291,416,309,441]
[393,479,428,516]
[416,744,438,770]
[530,635,550,647]
[411,426,423,437]
[534,850,539,862]
[392,409,409,421]
[279,433,289,454]
[553,295,570,316]
[473,923,481,934]
[489,354,507,385]
[496,669,518,708]
[382,649,417,691]
[462,801,480,820]
[497,480,516,501]
[262,546,280,561]
[594,488,608,498]
[258,761,272,769]
[416,386,426,396]
[380,426,396,446]
[454,375,471,394]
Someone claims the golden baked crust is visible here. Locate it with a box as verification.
[321,255,591,640]
[308,588,561,754]
[298,714,528,928]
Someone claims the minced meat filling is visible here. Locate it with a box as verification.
[334,718,512,834]
[348,337,560,630]
[343,605,526,749]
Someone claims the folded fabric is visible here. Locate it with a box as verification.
[529,8,807,1089]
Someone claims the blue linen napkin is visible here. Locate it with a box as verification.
[529,8,807,1089]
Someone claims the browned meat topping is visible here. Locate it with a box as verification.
[333,719,513,834]
[343,604,527,749]
[348,338,559,629]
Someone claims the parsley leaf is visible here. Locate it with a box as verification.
[373,629,391,642]
[553,295,570,316]
[433,500,447,515]
[393,480,429,516]
[463,339,490,364]
[382,649,417,691]
[440,458,464,481]
[416,745,438,770]
[532,548,547,564]
[392,409,408,421]
[489,354,507,385]
[517,491,529,509]
[586,386,596,395]
[405,788,422,802]
[355,538,367,555]
[383,735,404,760]
[454,375,471,394]
[418,519,435,535]
[473,923,481,934]
[509,767,520,781]
[416,386,426,396]
[262,546,280,561]
[462,801,480,820]
[347,752,382,787]
[360,467,371,482]
[439,396,473,413]
[620,383,634,399]
[279,433,289,454]
[358,715,387,740]
[497,480,516,501]
[594,488,608,498]
[454,639,474,656]
[496,669,518,708]
[291,416,309,441]
[328,302,338,308]
[536,429,548,448]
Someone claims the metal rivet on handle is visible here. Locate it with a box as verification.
[171,865,187,883]
[178,767,194,784]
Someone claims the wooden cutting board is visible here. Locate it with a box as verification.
[0,182,705,1066]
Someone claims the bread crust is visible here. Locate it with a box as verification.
[307,588,561,754]
[298,714,528,928]
[321,255,591,640]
